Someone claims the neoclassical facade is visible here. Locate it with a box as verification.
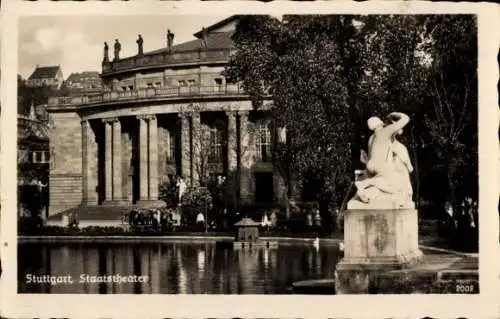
[47,16,289,216]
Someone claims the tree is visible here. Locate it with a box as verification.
[180,106,233,210]
[159,179,179,207]
[191,118,214,187]
[224,15,435,228]
[17,76,52,218]
[420,15,478,206]
[18,75,63,115]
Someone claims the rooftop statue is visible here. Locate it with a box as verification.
[136,34,144,55]
[349,112,414,209]
[114,39,121,61]
[167,29,175,51]
[103,42,109,63]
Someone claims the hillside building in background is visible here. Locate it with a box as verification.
[26,65,64,89]
[64,71,102,96]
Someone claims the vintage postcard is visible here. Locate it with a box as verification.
[0,1,499,318]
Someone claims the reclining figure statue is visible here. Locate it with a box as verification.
[351,112,414,209]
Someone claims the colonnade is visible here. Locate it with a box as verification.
[81,110,252,205]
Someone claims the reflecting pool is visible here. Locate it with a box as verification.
[18,241,342,294]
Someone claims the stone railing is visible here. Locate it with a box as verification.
[48,84,247,106]
[102,48,233,74]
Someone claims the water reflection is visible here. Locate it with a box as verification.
[18,242,340,294]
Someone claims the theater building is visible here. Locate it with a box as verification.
[47,16,289,216]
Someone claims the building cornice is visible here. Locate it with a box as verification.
[47,93,272,115]
[47,85,270,112]
[101,48,232,77]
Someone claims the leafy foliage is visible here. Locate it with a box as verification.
[225,15,478,222]
[159,180,179,207]
[181,186,213,210]
[420,15,478,204]
[18,76,64,115]
[19,184,48,218]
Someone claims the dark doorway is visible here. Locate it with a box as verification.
[96,121,105,205]
[131,122,140,203]
[254,172,274,203]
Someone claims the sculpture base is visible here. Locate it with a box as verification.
[335,205,422,294]
[347,197,415,210]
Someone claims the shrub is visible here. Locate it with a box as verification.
[19,185,47,218]
[159,180,179,207]
[181,186,213,209]
[18,216,44,234]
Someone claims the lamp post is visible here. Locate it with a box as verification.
[204,202,208,233]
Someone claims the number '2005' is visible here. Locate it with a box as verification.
[456,284,475,293]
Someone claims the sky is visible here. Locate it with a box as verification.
[18,15,228,79]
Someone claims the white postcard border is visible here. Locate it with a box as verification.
[1,1,499,318]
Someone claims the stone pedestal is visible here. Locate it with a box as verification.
[335,207,423,294]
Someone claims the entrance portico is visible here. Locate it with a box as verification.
[79,106,277,208]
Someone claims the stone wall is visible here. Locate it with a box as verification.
[49,112,83,215]
[83,120,99,205]
[199,66,226,87]
[108,66,227,91]
[240,116,255,204]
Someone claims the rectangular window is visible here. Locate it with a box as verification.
[43,151,50,163]
[32,151,42,163]
[209,127,223,162]
[27,152,34,163]
[31,151,50,164]
[214,78,223,92]
[256,123,271,162]
[168,133,175,164]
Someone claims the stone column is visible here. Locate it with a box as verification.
[191,112,201,186]
[238,111,251,204]
[179,113,191,183]
[148,115,160,200]
[226,111,238,206]
[165,127,171,163]
[226,111,238,172]
[123,130,133,202]
[102,118,113,202]
[111,118,124,202]
[138,115,149,201]
[81,120,90,204]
